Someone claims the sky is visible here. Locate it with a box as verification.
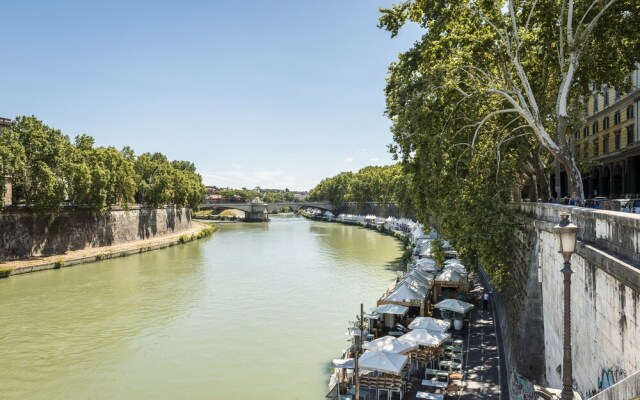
[0,1,421,191]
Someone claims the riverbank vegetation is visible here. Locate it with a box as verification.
[0,116,205,211]
[307,165,413,211]
[373,1,639,283]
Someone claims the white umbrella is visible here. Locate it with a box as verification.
[442,262,467,275]
[332,358,355,368]
[394,281,428,298]
[374,304,409,315]
[400,275,430,293]
[435,299,474,314]
[384,284,424,303]
[358,351,409,374]
[408,317,451,332]
[404,270,430,284]
[362,336,417,353]
[435,269,466,283]
[400,329,450,347]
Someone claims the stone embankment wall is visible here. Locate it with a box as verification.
[338,202,415,219]
[510,204,640,399]
[0,206,191,261]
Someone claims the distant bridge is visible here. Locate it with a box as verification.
[198,201,335,221]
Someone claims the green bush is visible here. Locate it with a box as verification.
[54,259,65,268]
[0,267,12,278]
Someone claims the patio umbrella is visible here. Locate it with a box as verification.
[435,269,466,284]
[358,351,409,374]
[400,329,450,347]
[406,269,432,285]
[362,336,417,353]
[408,317,451,332]
[374,304,409,316]
[332,358,355,368]
[383,284,424,305]
[434,299,474,314]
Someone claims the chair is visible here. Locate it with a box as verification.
[446,383,460,396]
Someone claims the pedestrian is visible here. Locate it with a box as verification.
[483,291,489,310]
[548,191,558,203]
[569,192,581,206]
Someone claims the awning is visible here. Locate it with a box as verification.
[400,329,450,347]
[374,304,410,315]
[358,351,409,374]
[435,299,474,314]
[332,358,355,368]
[408,317,451,332]
[362,336,416,353]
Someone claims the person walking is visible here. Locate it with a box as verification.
[569,192,581,206]
[483,291,489,310]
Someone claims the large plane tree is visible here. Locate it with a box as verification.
[381,0,639,277]
[381,0,639,200]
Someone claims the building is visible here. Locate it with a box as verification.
[1,117,12,206]
[576,68,640,198]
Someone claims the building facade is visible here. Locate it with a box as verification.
[576,68,640,198]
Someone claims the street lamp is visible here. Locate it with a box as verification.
[553,212,579,400]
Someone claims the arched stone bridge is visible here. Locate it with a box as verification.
[198,201,335,221]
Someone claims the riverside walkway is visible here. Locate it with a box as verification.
[0,221,211,276]
[404,272,508,400]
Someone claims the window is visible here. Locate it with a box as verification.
[616,90,621,102]
[603,87,609,107]
[594,139,599,156]
[603,134,609,153]
[615,130,621,150]
[575,131,579,141]
[593,121,599,133]
[614,111,621,125]
[583,143,589,160]
[628,105,635,120]
[603,116,610,129]
[593,82,598,91]
[583,126,589,138]
[629,125,636,145]
[594,95,599,113]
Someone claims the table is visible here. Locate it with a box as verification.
[416,392,444,400]
[424,369,450,379]
[439,360,462,370]
[421,380,448,389]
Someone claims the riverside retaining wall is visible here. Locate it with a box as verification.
[510,204,640,399]
[0,206,191,261]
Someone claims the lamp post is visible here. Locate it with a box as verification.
[553,212,579,400]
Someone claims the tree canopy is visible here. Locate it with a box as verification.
[1,116,205,210]
[308,165,413,210]
[380,0,640,281]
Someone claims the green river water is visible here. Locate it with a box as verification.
[0,215,403,400]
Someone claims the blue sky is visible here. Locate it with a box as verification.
[1,1,420,191]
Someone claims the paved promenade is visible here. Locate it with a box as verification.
[404,272,508,400]
[0,221,211,276]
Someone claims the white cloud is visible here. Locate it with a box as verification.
[345,157,354,162]
[370,158,379,162]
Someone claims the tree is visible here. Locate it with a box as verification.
[380,0,640,201]
[11,116,70,207]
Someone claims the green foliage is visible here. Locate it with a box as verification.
[379,0,640,282]
[0,267,12,278]
[54,259,65,268]
[2,116,205,211]
[431,238,445,268]
[308,165,413,210]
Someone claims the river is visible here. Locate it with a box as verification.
[0,215,403,400]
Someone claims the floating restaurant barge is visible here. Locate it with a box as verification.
[318,212,474,400]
